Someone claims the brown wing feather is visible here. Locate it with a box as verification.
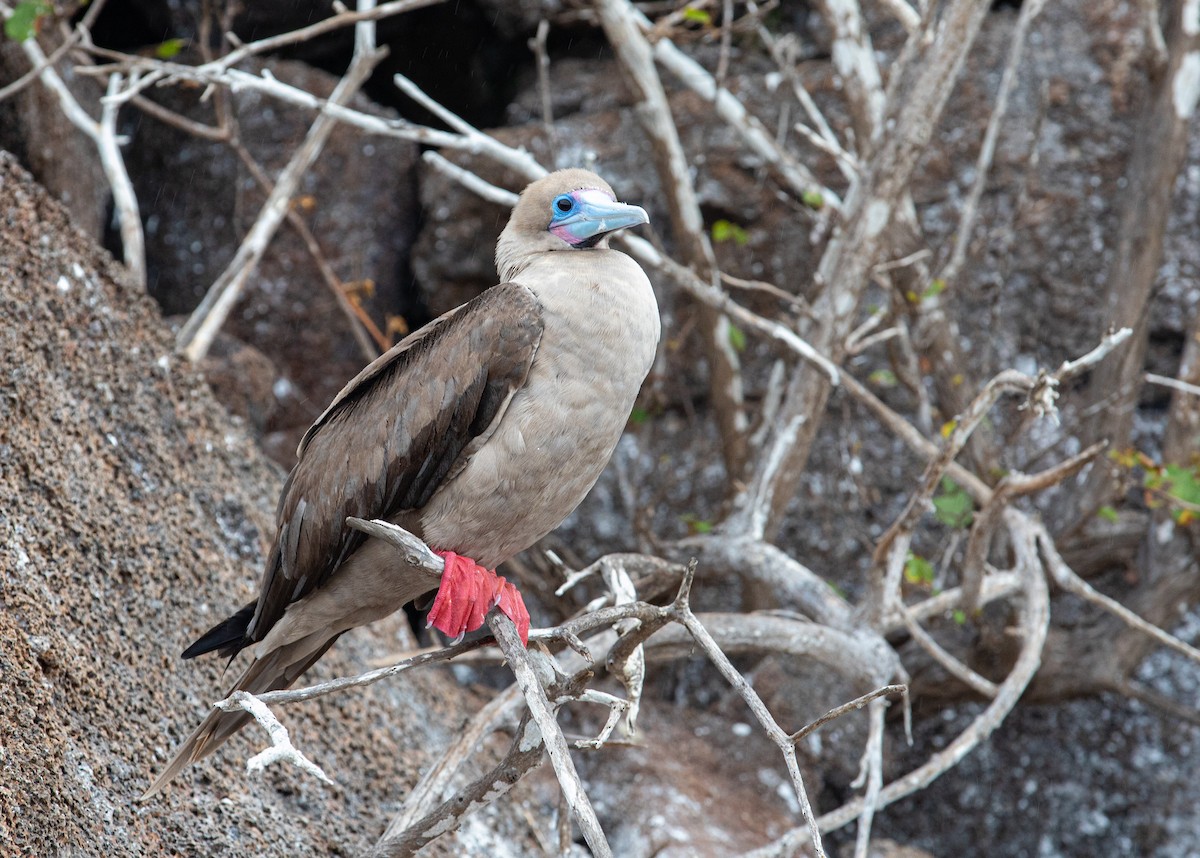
[243,283,544,644]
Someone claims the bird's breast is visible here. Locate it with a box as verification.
[419,250,659,567]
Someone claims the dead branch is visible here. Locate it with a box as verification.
[489,611,613,858]
[6,13,146,288]
[370,711,544,858]
[214,690,336,788]
[596,0,749,477]
[742,0,995,538]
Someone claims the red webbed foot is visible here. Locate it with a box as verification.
[428,550,530,645]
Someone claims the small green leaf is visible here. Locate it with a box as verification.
[904,552,935,586]
[4,1,51,42]
[1163,463,1200,507]
[801,189,824,209]
[711,219,749,246]
[680,513,713,535]
[952,609,967,625]
[868,369,897,387]
[155,37,187,59]
[932,475,974,529]
[628,406,651,426]
[1096,505,1119,523]
[920,279,947,302]
[682,7,712,25]
[727,322,747,353]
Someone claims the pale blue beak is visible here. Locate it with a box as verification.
[550,189,650,245]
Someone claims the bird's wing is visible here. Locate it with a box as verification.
[247,282,544,643]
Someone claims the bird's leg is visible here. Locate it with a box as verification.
[428,550,530,645]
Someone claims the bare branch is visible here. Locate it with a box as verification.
[596,0,749,476]
[370,711,544,858]
[1146,371,1200,398]
[214,691,336,787]
[489,612,614,858]
[789,685,907,744]
[177,42,387,361]
[940,0,1048,286]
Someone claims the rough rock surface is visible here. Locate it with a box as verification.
[0,152,533,857]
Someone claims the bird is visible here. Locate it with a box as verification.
[142,168,660,798]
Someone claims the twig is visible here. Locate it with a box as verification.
[940,0,1048,286]
[530,19,554,136]
[421,151,519,206]
[214,690,335,787]
[1145,371,1200,398]
[789,684,907,743]
[628,4,842,208]
[98,73,147,288]
[370,711,544,858]
[852,697,887,858]
[665,568,829,858]
[596,0,748,477]
[1035,521,1200,668]
[392,72,546,180]
[11,28,146,288]
[816,0,885,146]
[489,612,614,858]
[876,0,922,33]
[225,132,381,359]
[899,603,998,698]
[176,40,387,360]
[0,0,108,102]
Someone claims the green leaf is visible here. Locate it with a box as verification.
[801,189,824,209]
[1096,505,1119,523]
[4,1,51,42]
[932,475,974,529]
[628,406,651,426]
[727,322,747,353]
[711,219,748,246]
[1163,463,1200,506]
[682,7,713,25]
[868,369,897,387]
[155,37,187,59]
[904,552,935,586]
[952,609,967,625]
[920,279,947,301]
[680,514,713,535]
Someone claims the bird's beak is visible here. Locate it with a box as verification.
[554,190,650,244]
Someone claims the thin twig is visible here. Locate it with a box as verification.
[214,691,336,787]
[489,612,614,858]
[789,685,907,743]
[176,41,387,360]
[940,0,1048,286]
[370,711,544,857]
[0,0,109,102]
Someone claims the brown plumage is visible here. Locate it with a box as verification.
[143,169,659,798]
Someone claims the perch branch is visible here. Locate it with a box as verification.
[214,691,335,787]
[489,611,614,858]
[176,27,386,360]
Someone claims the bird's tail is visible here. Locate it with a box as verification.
[140,633,338,800]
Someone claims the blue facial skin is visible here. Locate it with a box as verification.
[549,190,650,247]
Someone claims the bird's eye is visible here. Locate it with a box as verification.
[554,195,574,214]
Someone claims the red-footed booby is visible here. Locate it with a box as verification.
[143,169,658,798]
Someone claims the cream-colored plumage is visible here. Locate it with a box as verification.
[143,169,657,798]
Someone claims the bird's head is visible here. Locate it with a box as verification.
[496,168,649,281]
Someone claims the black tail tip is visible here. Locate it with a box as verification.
[182,601,256,659]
